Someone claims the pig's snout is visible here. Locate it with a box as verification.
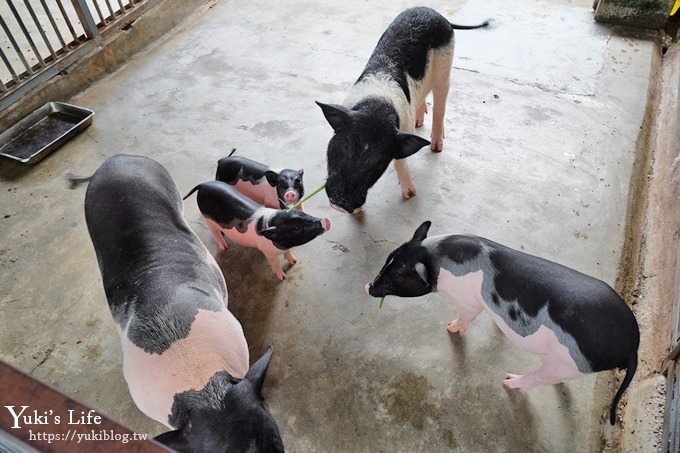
[284,190,299,203]
[320,218,331,231]
[364,282,372,295]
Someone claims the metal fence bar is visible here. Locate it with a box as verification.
[23,0,57,61]
[3,0,38,75]
[71,0,101,40]
[0,11,33,76]
[104,0,116,18]
[1,0,152,111]
[90,0,106,24]
[0,47,18,85]
[56,0,80,43]
[40,0,68,50]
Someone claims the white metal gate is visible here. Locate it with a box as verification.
[0,0,149,111]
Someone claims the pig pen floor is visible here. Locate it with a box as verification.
[0,0,658,451]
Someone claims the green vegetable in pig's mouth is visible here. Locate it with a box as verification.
[287,183,326,212]
[379,296,385,309]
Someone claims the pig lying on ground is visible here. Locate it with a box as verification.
[216,149,305,210]
[318,7,489,213]
[83,154,284,452]
[365,221,639,425]
[184,181,330,280]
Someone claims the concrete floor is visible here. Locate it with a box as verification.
[0,0,659,451]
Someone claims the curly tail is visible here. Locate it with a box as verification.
[610,350,638,425]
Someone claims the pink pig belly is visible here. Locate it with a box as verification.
[487,309,578,362]
[119,308,249,427]
[221,221,283,256]
[233,180,278,208]
[439,268,582,375]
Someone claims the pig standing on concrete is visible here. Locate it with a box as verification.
[184,181,330,280]
[317,7,489,213]
[216,149,305,210]
[83,154,284,452]
[365,221,639,425]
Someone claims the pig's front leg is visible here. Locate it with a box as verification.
[284,250,297,266]
[264,253,286,280]
[446,303,483,334]
[415,103,427,128]
[393,158,416,199]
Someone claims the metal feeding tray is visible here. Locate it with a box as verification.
[0,101,94,165]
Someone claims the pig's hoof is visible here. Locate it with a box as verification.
[401,186,416,199]
[430,142,444,153]
[503,373,525,390]
[415,120,424,128]
[447,319,467,333]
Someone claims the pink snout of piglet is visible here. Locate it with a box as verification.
[284,190,299,204]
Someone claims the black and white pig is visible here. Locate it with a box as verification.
[216,149,305,210]
[365,221,639,425]
[184,181,330,280]
[83,154,284,451]
[317,7,489,213]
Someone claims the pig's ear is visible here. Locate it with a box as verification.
[411,221,431,243]
[415,262,429,286]
[316,101,351,132]
[298,169,304,177]
[264,170,279,187]
[259,226,277,240]
[155,430,190,451]
[246,346,273,395]
[393,132,430,159]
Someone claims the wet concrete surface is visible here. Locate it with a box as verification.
[0,0,659,451]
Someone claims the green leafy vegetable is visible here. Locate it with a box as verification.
[287,183,326,212]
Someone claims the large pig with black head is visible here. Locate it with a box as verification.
[366,221,639,425]
[318,7,488,213]
[83,154,284,452]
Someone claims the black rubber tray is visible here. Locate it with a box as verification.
[0,102,94,165]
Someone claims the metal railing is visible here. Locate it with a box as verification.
[0,0,147,112]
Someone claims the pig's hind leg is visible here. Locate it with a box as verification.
[502,355,583,391]
[204,218,229,251]
[284,250,297,266]
[429,46,454,152]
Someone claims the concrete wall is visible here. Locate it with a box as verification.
[602,42,680,452]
